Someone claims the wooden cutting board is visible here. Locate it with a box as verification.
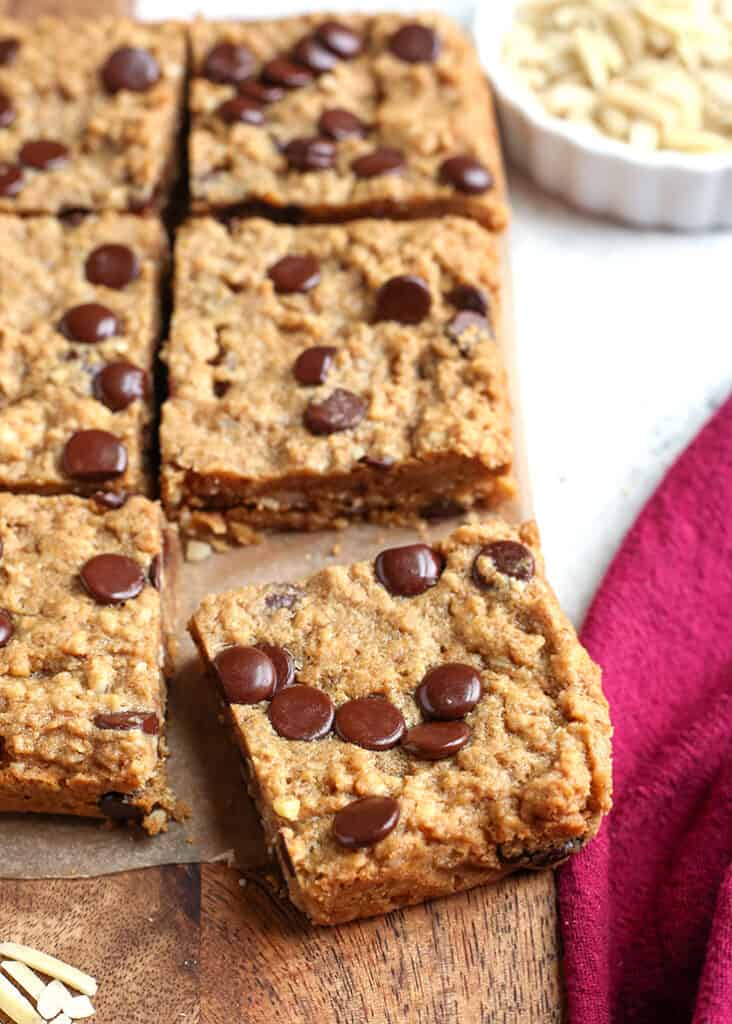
[0,1,564,1021]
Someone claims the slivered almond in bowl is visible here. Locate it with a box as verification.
[0,945,97,1023]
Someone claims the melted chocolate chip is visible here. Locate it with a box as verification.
[439,156,493,194]
[417,664,481,721]
[102,47,160,93]
[265,585,302,610]
[284,136,336,172]
[360,454,395,470]
[318,108,366,140]
[80,554,145,605]
[375,543,443,597]
[59,302,118,344]
[95,711,159,734]
[402,721,470,760]
[291,34,338,74]
[0,162,22,197]
[447,284,488,316]
[333,796,400,849]
[99,792,143,822]
[497,836,586,869]
[335,697,405,751]
[255,643,296,692]
[93,362,148,411]
[203,42,256,84]
[149,553,162,590]
[375,274,431,325]
[293,346,336,386]
[214,645,277,705]
[446,311,493,351]
[240,79,285,104]
[62,430,128,481]
[262,58,314,89]
[0,91,15,128]
[351,148,404,178]
[389,24,440,63]
[92,490,128,510]
[269,684,334,741]
[277,834,296,876]
[419,497,465,521]
[19,140,68,171]
[217,95,265,125]
[0,609,14,647]
[473,541,535,586]
[85,244,139,289]
[316,22,363,59]
[304,388,366,435]
[268,254,320,293]
[0,38,19,66]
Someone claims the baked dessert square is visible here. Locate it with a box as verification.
[0,493,181,833]
[188,13,508,228]
[0,214,167,497]
[189,520,612,925]
[161,216,513,543]
[0,17,185,215]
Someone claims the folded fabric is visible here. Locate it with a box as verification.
[558,394,732,1023]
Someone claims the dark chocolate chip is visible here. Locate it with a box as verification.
[417,663,482,721]
[402,721,470,760]
[419,497,465,521]
[335,697,405,751]
[473,541,535,586]
[389,24,440,63]
[255,643,296,692]
[19,139,68,171]
[85,244,139,289]
[92,490,128,510]
[214,645,277,705]
[0,38,19,66]
[59,302,119,344]
[284,136,336,172]
[291,34,338,74]
[99,792,144,822]
[0,609,14,647]
[277,834,296,876]
[360,454,395,470]
[203,41,256,84]
[62,430,128,481]
[269,684,334,741]
[315,21,363,59]
[446,311,493,349]
[102,46,160,93]
[497,836,586,869]
[439,156,493,194]
[268,254,320,293]
[0,162,22,197]
[80,554,145,605]
[447,284,488,316]
[265,585,302,611]
[0,91,15,128]
[333,796,400,849]
[261,58,314,89]
[216,95,265,125]
[304,388,366,435]
[318,108,366,140]
[239,79,285,104]
[93,362,148,411]
[375,543,444,597]
[149,554,161,590]
[351,147,404,178]
[375,274,431,325]
[293,346,336,386]
[95,711,159,734]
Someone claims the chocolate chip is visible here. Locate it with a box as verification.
[375,543,443,597]
[316,22,363,59]
[0,91,15,128]
[93,362,148,411]
[62,430,128,481]
[402,721,470,760]
[318,108,366,140]
[291,34,338,74]
[19,140,68,171]
[102,47,160,93]
[417,664,481,721]
[0,609,14,647]
[203,42,255,84]
[214,645,277,705]
[277,834,296,876]
[80,554,145,605]
[351,148,404,178]
[0,38,19,66]
[0,539,3,560]
[293,346,336,386]
[497,837,586,869]
[99,792,143,822]
[333,796,400,849]
[304,388,366,435]
[59,303,118,344]
[439,156,493,194]
[284,136,336,172]
[255,643,295,693]
[447,284,488,316]
[389,24,440,63]
[473,541,535,586]
[360,454,395,470]
[261,58,314,89]
[335,697,405,751]
[447,311,493,350]
[92,490,128,510]
[85,244,139,289]
[269,684,334,741]
[0,162,22,197]
[268,254,320,293]
[217,95,264,125]
[95,711,159,734]
[149,554,161,590]
[419,497,465,521]
[265,585,302,610]
[239,79,284,104]
[375,274,431,325]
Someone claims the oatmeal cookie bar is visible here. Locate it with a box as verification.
[0,214,167,497]
[0,17,185,215]
[189,520,612,924]
[188,13,508,228]
[0,493,181,833]
[161,216,513,543]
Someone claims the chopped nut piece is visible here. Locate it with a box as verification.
[1,963,45,1001]
[0,946,97,998]
[37,980,73,1020]
[0,972,43,1024]
[66,995,95,1021]
[186,540,213,562]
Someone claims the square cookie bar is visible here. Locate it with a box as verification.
[188,13,508,228]
[161,216,513,543]
[0,17,185,214]
[0,493,181,833]
[189,520,612,924]
[0,214,167,497]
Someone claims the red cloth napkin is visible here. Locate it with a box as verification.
[558,394,732,1024]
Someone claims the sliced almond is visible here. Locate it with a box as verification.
[37,980,73,1020]
[49,1016,72,1024]
[1,962,45,1001]
[66,995,95,1020]
[0,946,97,998]
[0,972,43,1024]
